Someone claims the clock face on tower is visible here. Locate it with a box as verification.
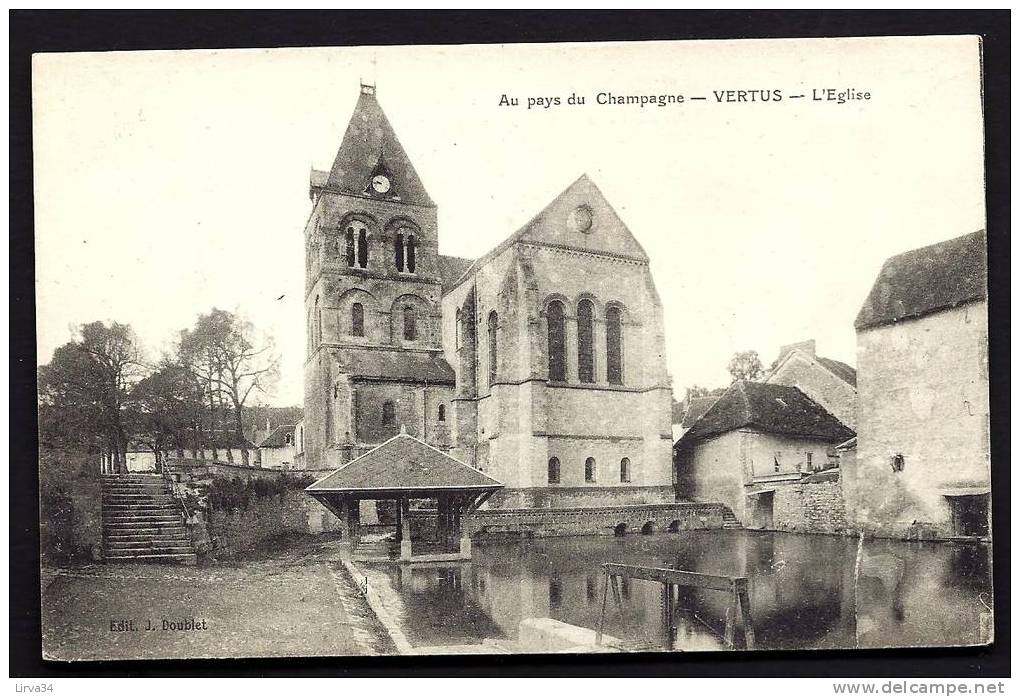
[371,174,391,194]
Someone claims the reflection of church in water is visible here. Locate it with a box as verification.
[302,84,674,509]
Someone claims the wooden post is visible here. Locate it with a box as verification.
[735,577,755,650]
[597,570,611,645]
[399,497,412,561]
[724,585,738,647]
[346,497,361,555]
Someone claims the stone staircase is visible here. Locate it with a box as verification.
[721,508,742,530]
[101,474,197,565]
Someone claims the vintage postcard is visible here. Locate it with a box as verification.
[33,36,992,660]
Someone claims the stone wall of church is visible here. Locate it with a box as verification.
[440,180,674,507]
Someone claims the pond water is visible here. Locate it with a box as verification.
[365,530,992,651]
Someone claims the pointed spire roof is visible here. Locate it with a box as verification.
[324,84,434,207]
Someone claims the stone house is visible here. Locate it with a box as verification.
[845,230,989,540]
[302,84,674,510]
[674,381,854,532]
[764,339,858,429]
[255,424,298,470]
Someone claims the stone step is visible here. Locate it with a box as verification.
[104,530,188,540]
[104,521,185,529]
[103,505,179,513]
[104,532,191,542]
[103,512,181,522]
[104,552,197,565]
[106,541,195,552]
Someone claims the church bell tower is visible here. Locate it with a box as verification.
[302,83,454,469]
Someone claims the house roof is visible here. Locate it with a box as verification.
[341,349,456,385]
[675,381,855,447]
[306,434,503,494]
[258,424,295,449]
[855,230,987,331]
[437,254,474,294]
[680,396,720,428]
[816,357,857,387]
[316,86,434,208]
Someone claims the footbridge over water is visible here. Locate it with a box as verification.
[465,502,739,539]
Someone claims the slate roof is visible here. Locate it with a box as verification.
[306,434,503,493]
[816,356,858,387]
[675,381,855,447]
[319,86,434,207]
[258,424,295,449]
[680,396,720,429]
[855,230,987,331]
[437,254,474,294]
[343,350,456,385]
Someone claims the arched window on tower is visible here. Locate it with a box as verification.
[577,299,595,383]
[394,231,405,271]
[620,457,631,483]
[606,305,623,385]
[584,457,597,483]
[547,300,566,382]
[403,306,417,341]
[351,302,364,337]
[455,308,462,350]
[357,228,368,268]
[438,404,446,422]
[488,311,498,385]
[345,227,356,267]
[406,234,416,273]
[382,401,396,426]
[548,457,561,484]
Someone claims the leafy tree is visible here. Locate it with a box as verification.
[178,309,279,466]
[129,362,204,471]
[37,321,145,473]
[683,385,727,401]
[727,350,765,383]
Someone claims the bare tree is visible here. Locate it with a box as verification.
[178,309,279,466]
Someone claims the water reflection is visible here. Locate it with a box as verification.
[367,530,991,651]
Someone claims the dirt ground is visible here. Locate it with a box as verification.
[41,534,395,661]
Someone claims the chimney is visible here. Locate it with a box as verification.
[778,339,816,361]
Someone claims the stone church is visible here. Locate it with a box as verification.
[303,84,674,509]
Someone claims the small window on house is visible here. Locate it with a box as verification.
[403,306,417,341]
[549,578,562,609]
[585,457,597,483]
[806,452,813,472]
[438,404,446,422]
[891,454,905,472]
[382,401,396,426]
[774,452,782,472]
[351,302,365,337]
[548,457,561,484]
[620,457,631,483]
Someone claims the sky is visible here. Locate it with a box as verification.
[33,37,986,407]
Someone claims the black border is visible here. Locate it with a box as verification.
[10,10,1010,678]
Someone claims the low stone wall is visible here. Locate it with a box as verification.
[208,492,343,556]
[770,478,849,535]
[40,480,103,563]
[486,485,675,510]
[166,457,332,483]
[466,502,729,538]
